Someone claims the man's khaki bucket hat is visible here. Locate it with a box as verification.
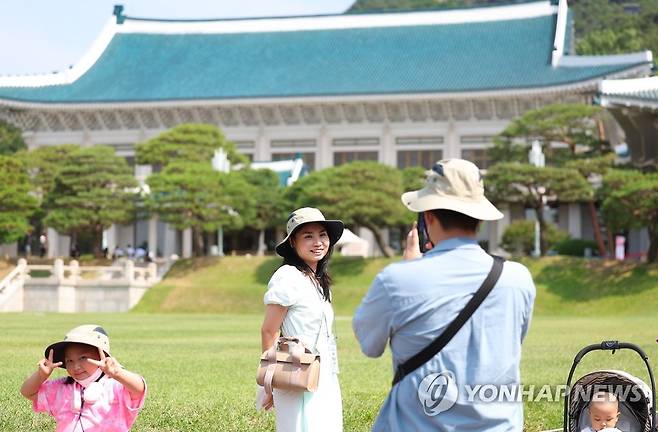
[276,207,344,259]
[401,159,503,221]
[45,325,111,368]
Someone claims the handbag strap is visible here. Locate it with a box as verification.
[392,255,505,386]
[311,301,327,353]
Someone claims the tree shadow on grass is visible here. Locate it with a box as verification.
[255,257,285,285]
[331,256,368,283]
[535,258,657,301]
[165,256,222,278]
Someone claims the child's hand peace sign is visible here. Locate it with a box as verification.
[86,347,122,379]
[37,349,62,378]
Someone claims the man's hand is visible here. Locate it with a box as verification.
[87,347,122,379]
[38,349,63,378]
[403,222,423,261]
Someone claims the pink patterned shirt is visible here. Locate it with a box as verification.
[33,377,146,432]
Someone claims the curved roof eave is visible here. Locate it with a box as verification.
[0,63,650,111]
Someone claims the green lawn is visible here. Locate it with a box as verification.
[1,314,657,431]
[2,256,658,431]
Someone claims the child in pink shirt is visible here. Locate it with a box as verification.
[20,324,147,431]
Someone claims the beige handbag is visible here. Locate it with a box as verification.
[257,336,321,395]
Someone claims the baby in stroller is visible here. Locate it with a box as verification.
[583,391,622,432]
[563,341,655,432]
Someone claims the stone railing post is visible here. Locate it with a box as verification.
[69,260,79,284]
[147,263,157,281]
[17,258,27,280]
[124,260,135,284]
[53,259,64,282]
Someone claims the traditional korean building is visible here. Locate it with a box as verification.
[599,76,658,170]
[0,0,652,257]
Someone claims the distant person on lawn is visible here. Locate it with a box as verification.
[20,325,147,431]
[353,159,536,431]
[259,207,344,431]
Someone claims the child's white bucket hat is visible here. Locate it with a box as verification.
[401,159,503,221]
[45,324,111,367]
[276,207,344,258]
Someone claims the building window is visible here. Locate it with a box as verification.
[233,140,255,150]
[397,150,443,169]
[460,135,493,145]
[270,139,316,148]
[396,136,444,146]
[271,152,316,170]
[333,151,379,166]
[332,138,380,147]
[460,135,494,170]
[461,148,492,170]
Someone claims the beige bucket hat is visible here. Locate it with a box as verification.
[45,325,111,367]
[401,159,503,221]
[276,207,344,259]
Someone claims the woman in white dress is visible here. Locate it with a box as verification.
[260,207,344,432]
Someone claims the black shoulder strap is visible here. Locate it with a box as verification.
[392,255,505,386]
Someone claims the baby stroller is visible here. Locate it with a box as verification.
[563,341,656,432]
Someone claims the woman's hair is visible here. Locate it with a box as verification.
[282,226,335,302]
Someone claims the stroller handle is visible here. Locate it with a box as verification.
[573,341,650,363]
[562,340,657,432]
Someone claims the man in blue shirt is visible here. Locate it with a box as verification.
[353,159,535,431]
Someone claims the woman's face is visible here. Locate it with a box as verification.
[291,223,330,269]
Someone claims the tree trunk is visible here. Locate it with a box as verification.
[193,228,205,257]
[92,225,104,259]
[587,200,607,257]
[257,230,266,256]
[607,229,615,259]
[535,203,548,256]
[360,221,394,258]
[648,226,658,264]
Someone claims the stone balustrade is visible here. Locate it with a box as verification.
[0,259,161,313]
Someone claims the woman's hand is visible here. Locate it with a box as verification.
[86,347,122,379]
[37,349,63,378]
[262,391,274,410]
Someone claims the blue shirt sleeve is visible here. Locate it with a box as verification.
[353,271,393,358]
[518,265,536,342]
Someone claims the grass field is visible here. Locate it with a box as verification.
[2,256,658,431]
[134,255,658,317]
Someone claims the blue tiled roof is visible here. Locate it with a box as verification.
[0,13,649,103]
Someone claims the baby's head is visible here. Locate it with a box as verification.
[588,391,621,431]
[45,325,111,381]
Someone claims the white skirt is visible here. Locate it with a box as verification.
[272,362,343,432]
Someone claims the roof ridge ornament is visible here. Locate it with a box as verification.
[550,0,568,67]
[113,5,125,25]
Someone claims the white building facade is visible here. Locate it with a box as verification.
[0,1,652,257]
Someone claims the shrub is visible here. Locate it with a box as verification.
[553,238,599,257]
[502,220,569,255]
